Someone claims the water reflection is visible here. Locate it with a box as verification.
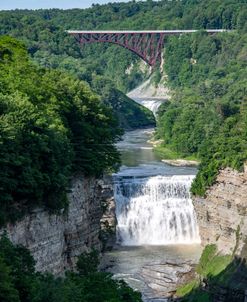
[116,128,197,177]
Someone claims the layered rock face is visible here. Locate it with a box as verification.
[194,167,247,255]
[100,176,117,250]
[140,261,196,300]
[0,175,115,274]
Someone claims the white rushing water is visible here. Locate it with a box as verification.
[115,174,200,246]
[134,98,165,115]
[103,128,201,302]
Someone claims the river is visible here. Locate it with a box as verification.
[101,99,201,301]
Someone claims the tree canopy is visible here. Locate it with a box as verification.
[0,36,122,225]
[0,0,246,92]
[156,29,247,195]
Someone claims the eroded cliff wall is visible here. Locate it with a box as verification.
[0,175,115,274]
[193,167,247,255]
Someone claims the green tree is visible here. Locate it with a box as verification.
[0,257,20,302]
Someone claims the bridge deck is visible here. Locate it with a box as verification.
[67,29,228,34]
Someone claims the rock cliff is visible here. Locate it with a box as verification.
[0,175,115,274]
[127,75,170,100]
[193,167,247,255]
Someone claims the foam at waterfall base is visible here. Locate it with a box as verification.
[114,175,200,246]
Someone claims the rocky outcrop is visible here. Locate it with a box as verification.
[140,261,196,300]
[127,75,170,100]
[100,175,117,250]
[193,167,247,255]
[162,159,200,167]
[0,175,115,274]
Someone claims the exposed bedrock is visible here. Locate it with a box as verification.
[193,166,247,255]
[0,175,115,274]
[140,261,196,300]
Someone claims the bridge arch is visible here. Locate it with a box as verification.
[67,30,228,67]
[78,38,153,66]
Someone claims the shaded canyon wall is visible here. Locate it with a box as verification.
[193,166,247,255]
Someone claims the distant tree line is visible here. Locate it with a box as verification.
[0,0,246,92]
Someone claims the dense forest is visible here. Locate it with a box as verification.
[156,28,247,195]
[0,1,160,129]
[0,0,246,91]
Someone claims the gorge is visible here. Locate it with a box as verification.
[0,1,246,302]
[1,87,246,301]
[99,98,202,301]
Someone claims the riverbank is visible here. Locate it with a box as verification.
[153,145,200,166]
[101,245,202,302]
[162,159,199,167]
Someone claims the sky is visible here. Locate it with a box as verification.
[0,0,130,10]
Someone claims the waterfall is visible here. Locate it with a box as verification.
[134,98,165,115]
[114,175,200,245]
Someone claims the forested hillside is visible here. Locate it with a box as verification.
[156,28,247,194]
[0,36,122,225]
[156,22,247,195]
[0,0,246,91]
[0,2,163,129]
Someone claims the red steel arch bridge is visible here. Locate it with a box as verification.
[67,29,227,67]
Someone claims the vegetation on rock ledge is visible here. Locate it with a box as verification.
[176,244,247,301]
